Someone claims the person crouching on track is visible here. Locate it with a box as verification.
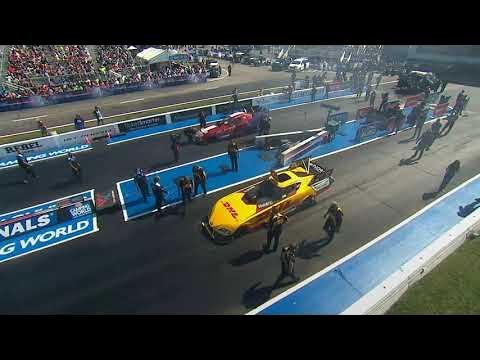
[134,168,150,202]
[192,165,207,197]
[152,176,168,214]
[16,149,38,184]
[67,152,82,180]
[323,202,344,240]
[264,207,288,253]
[273,243,299,287]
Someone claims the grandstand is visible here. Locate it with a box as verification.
[0,45,207,104]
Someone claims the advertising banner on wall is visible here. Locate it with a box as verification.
[0,190,98,264]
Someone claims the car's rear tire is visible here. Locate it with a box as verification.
[303,196,316,208]
[212,233,234,246]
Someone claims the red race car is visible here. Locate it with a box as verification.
[193,112,257,143]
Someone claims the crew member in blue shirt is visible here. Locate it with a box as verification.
[151,176,167,214]
[16,149,38,184]
[134,168,149,202]
[67,152,82,180]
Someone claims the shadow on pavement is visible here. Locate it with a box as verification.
[242,278,298,310]
[0,180,28,188]
[230,249,264,267]
[458,199,480,218]
[422,191,439,201]
[399,158,419,166]
[296,237,333,260]
[50,177,81,190]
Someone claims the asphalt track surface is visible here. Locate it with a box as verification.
[0,82,476,314]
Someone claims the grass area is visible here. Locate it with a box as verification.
[0,87,285,146]
[387,235,480,315]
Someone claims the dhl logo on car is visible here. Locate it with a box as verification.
[222,201,239,219]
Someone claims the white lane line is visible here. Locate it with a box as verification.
[0,81,397,139]
[12,115,48,122]
[0,147,93,170]
[248,170,480,315]
[119,98,145,104]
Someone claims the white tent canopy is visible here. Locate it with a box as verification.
[136,48,190,64]
[135,47,166,64]
[127,45,137,50]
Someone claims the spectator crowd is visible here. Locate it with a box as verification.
[0,45,207,104]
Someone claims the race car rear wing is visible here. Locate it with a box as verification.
[288,156,333,178]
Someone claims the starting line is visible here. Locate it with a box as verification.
[116,105,448,222]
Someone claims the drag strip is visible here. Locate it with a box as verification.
[0,83,474,314]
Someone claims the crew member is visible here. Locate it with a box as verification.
[378,92,389,112]
[278,243,299,282]
[412,102,427,140]
[232,88,239,110]
[393,104,404,135]
[134,168,149,202]
[199,111,207,128]
[193,165,207,196]
[227,63,232,76]
[93,105,104,126]
[431,118,442,140]
[38,120,49,136]
[16,149,37,184]
[227,140,239,172]
[324,202,344,234]
[151,176,167,214]
[409,129,434,161]
[74,114,85,130]
[264,208,288,253]
[369,90,376,108]
[437,160,460,193]
[311,84,317,102]
[440,111,459,136]
[67,152,81,179]
[287,84,293,102]
[179,176,193,214]
[171,138,180,163]
[263,116,271,135]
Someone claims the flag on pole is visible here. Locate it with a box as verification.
[340,51,345,63]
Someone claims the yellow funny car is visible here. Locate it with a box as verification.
[201,157,334,244]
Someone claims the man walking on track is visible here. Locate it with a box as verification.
[67,152,82,180]
[16,149,38,184]
[227,140,239,172]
